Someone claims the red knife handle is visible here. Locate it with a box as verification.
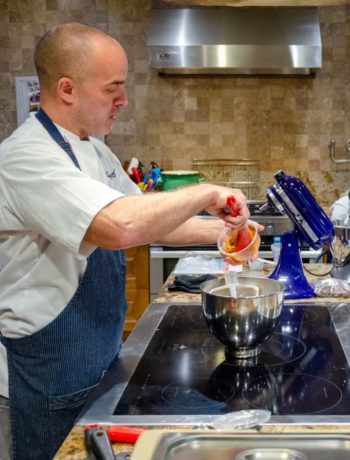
[227,195,239,217]
[108,426,145,444]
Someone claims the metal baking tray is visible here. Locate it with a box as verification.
[130,430,350,460]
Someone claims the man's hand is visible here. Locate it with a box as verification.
[205,187,249,230]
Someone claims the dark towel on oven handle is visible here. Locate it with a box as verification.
[168,274,216,294]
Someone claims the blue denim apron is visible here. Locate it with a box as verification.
[1,109,127,459]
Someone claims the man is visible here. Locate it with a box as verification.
[0,23,254,460]
[330,189,350,222]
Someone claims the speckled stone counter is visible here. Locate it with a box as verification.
[54,264,350,459]
[54,424,350,459]
[155,263,343,304]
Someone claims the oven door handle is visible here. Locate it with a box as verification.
[150,248,221,258]
[150,248,323,260]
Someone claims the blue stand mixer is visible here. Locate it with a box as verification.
[264,171,335,299]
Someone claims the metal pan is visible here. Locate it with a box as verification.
[130,431,350,460]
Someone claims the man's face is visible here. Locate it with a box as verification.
[74,39,128,138]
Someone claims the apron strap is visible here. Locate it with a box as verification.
[35,108,81,170]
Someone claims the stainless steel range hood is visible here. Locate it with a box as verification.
[146,7,322,75]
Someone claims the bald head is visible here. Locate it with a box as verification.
[34,23,120,93]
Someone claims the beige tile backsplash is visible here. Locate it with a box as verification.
[0,0,349,206]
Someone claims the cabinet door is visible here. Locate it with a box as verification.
[123,245,150,340]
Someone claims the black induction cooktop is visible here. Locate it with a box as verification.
[113,304,350,417]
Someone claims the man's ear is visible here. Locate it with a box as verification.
[57,77,75,104]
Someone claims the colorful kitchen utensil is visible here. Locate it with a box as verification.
[226,195,253,252]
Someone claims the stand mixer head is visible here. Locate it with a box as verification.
[264,171,335,299]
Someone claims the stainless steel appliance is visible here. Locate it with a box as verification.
[79,300,350,425]
[147,7,321,75]
[130,431,350,460]
[150,201,322,300]
[331,224,350,282]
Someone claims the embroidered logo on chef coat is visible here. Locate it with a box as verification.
[106,168,116,179]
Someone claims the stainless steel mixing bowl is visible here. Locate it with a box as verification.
[201,276,285,359]
[331,224,350,282]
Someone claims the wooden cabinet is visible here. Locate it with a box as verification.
[123,245,150,340]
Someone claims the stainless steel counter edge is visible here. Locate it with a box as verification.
[78,301,350,426]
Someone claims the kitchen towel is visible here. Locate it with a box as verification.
[168,274,216,294]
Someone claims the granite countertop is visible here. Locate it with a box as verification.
[155,263,344,305]
[55,423,350,459]
[54,263,350,459]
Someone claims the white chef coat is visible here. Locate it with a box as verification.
[0,113,141,397]
[330,191,350,221]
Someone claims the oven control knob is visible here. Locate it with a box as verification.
[265,224,274,235]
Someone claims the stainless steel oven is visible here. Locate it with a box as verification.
[149,201,323,300]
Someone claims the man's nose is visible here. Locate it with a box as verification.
[117,86,128,108]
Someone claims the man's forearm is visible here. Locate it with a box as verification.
[83,183,248,249]
[156,217,225,246]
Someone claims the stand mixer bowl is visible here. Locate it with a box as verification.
[201,276,284,359]
[331,224,350,282]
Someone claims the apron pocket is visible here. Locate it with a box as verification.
[48,382,99,454]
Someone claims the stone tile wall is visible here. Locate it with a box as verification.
[0,0,349,205]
